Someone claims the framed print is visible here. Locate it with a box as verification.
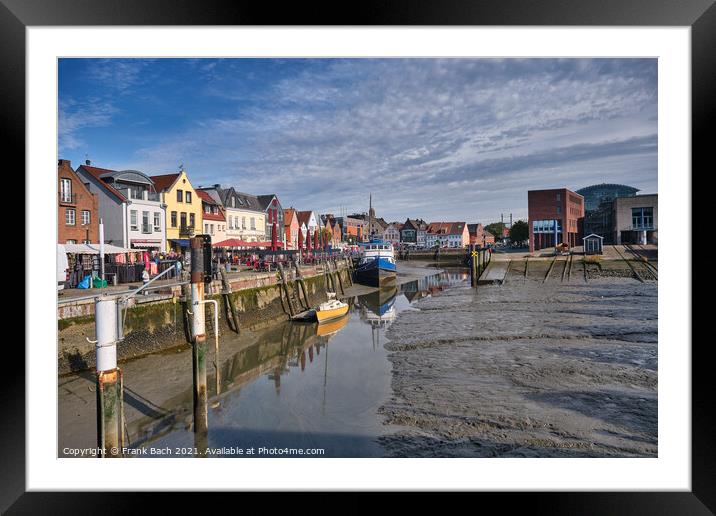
[5,0,712,509]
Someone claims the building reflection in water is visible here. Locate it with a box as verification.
[134,270,469,451]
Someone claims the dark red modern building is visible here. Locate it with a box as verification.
[528,188,584,253]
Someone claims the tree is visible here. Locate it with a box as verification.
[485,222,507,240]
[509,220,529,244]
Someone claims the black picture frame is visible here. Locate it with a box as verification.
[4,0,711,510]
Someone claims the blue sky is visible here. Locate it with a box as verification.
[58,58,657,223]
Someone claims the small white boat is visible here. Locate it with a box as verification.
[315,292,349,323]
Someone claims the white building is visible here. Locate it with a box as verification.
[198,185,266,243]
[76,164,167,251]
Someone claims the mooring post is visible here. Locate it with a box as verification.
[93,294,122,458]
[190,236,208,453]
[470,245,478,288]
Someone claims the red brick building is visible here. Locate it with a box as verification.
[528,188,584,252]
[467,223,495,247]
[58,159,99,244]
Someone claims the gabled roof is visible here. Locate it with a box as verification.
[58,160,95,199]
[196,189,218,205]
[256,194,280,211]
[467,223,485,236]
[284,208,297,226]
[149,173,181,192]
[402,219,421,231]
[427,222,467,235]
[77,165,128,202]
[296,210,315,227]
[215,187,262,212]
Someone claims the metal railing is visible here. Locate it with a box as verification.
[179,225,195,237]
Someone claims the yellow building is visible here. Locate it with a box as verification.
[150,170,203,252]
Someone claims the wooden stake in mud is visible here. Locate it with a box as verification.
[294,263,310,310]
[93,295,122,458]
[277,263,295,317]
[219,268,240,333]
[333,259,345,294]
[190,236,208,455]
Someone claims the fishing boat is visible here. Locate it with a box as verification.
[354,239,397,288]
[315,293,350,323]
[353,193,397,288]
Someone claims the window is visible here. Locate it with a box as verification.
[556,193,561,201]
[82,239,91,244]
[631,207,654,229]
[170,211,177,228]
[142,211,150,233]
[210,224,214,235]
[130,210,138,230]
[189,213,195,227]
[81,210,91,225]
[556,206,561,215]
[242,217,246,229]
[250,217,255,230]
[180,212,187,228]
[177,189,183,202]
[153,212,161,231]
[66,239,77,244]
[60,178,72,202]
[532,219,562,233]
[65,209,76,226]
[185,191,192,204]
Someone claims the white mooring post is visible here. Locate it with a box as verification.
[93,294,122,458]
[99,219,105,282]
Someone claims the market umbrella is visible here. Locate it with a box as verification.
[314,228,319,250]
[271,220,278,251]
[298,227,304,253]
[306,229,312,253]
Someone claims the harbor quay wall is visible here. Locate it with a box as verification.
[397,249,470,265]
[57,264,352,375]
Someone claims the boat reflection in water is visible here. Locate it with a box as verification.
[354,285,398,350]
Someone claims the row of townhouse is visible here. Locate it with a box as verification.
[58,159,286,252]
[59,158,482,253]
[374,218,471,249]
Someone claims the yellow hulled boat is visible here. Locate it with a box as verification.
[315,295,349,323]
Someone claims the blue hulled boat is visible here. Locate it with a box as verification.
[354,240,397,288]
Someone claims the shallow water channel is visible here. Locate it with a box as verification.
[58,268,469,458]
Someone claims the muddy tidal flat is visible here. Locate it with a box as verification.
[379,271,658,457]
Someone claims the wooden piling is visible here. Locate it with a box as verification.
[219,268,240,333]
[469,245,478,288]
[190,237,208,451]
[277,263,295,317]
[94,295,122,458]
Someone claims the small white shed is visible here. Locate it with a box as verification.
[582,233,604,255]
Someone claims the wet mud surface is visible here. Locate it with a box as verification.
[379,272,657,457]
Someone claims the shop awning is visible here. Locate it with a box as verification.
[169,239,190,247]
[61,243,131,255]
[131,240,163,248]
